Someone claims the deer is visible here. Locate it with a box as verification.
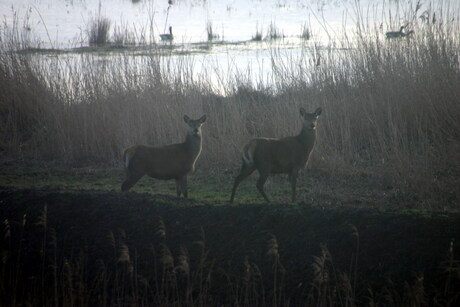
[230,107,322,203]
[121,114,206,198]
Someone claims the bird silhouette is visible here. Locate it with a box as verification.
[160,26,173,41]
[386,26,406,38]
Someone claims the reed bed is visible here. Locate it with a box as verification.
[0,4,459,208]
[1,197,459,306]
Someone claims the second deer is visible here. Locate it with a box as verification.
[230,107,322,203]
[121,114,206,198]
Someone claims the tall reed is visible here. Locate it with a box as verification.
[0,3,459,206]
[1,209,458,306]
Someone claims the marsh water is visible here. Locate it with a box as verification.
[1,0,369,47]
[1,0,457,92]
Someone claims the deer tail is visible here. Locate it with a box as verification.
[242,141,257,166]
[122,147,136,169]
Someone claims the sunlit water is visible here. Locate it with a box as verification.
[1,0,360,47]
[1,0,457,93]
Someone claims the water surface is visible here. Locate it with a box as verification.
[1,0,455,92]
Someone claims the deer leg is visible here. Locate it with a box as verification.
[230,162,256,202]
[256,170,270,202]
[290,170,299,202]
[121,172,144,192]
[179,176,188,198]
[175,179,182,197]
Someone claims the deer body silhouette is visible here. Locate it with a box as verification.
[230,107,322,202]
[121,115,206,198]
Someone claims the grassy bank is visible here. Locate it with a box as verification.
[2,164,454,211]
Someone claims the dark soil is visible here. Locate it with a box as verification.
[1,187,459,305]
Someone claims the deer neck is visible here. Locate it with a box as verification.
[184,133,202,158]
[296,126,316,149]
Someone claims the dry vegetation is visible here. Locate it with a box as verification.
[1,9,459,209]
[1,188,459,306]
[1,3,460,305]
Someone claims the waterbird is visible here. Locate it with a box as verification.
[386,26,406,38]
[160,26,173,41]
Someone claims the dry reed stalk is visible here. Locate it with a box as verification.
[0,4,459,204]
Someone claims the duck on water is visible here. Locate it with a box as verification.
[386,26,414,38]
[160,26,173,41]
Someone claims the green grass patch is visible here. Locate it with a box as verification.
[0,165,305,204]
[1,164,457,213]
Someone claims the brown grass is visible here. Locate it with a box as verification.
[0,5,459,208]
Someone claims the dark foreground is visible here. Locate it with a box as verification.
[0,187,459,306]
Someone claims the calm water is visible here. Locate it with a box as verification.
[1,0,456,92]
[1,0,364,47]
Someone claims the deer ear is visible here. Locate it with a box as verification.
[183,115,191,124]
[199,115,207,123]
[299,108,307,117]
[315,107,322,116]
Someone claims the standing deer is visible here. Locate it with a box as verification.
[230,107,322,203]
[121,114,206,198]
